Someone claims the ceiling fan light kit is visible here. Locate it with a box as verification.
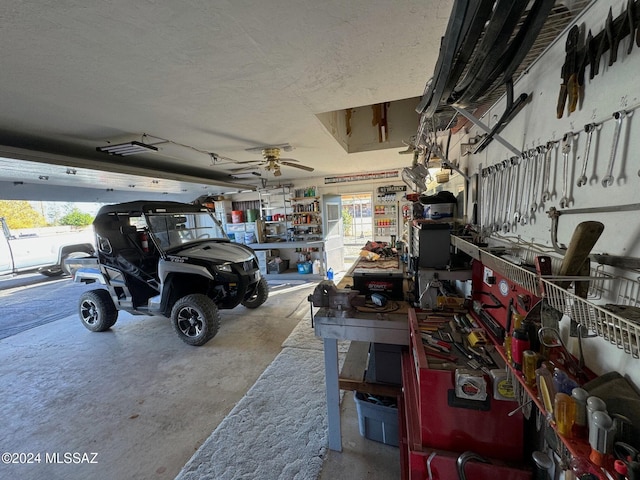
[230,146,314,177]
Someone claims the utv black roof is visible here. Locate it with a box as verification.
[95,201,207,218]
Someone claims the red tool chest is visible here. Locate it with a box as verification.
[404,309,525,459]
[400,308,532,479]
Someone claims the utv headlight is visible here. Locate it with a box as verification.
[215,264,233,273]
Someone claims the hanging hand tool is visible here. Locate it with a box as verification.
[513,157,524,224]
[559,132,574,208]
[576,123,598,187]
[529,146,543,214]
[556,221,604,290]
[586,30,598,81]
[594,9,614,78]
[626,0,636,55]
[557,25,580,118]
[502,159,517,233]
[602,110,626,187]
[520,150,535,226]
[541,142,553,202]
[505,157,519,231]
[610,0,635,65]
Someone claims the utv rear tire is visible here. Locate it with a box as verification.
[241,277,269,309]
[79,289,118,332]
[171,294,220,346]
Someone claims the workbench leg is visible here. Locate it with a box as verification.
[323,337,342,452]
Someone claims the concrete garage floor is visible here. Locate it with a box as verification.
[0,280,399,480]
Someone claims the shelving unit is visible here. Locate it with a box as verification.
[290,195,322,241]
[258,185,291,242]
[373,202,398,240]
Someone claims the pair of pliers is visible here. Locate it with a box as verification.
[610,0,636,65]
[557,25,579,118]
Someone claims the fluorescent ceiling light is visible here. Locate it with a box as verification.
[96,141,159,156]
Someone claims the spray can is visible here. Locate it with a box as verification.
[511,325,530,371]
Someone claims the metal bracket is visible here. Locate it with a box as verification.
[452,106,522,157]
[548,205,640,268]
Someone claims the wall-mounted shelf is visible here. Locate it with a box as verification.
[452,235,640,358]
[291,195,322,237]
[259,185,291,241]
[496,344,606,478]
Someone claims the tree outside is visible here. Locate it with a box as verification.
[0,200,97,229]
[342,208,353,237]
[0,200,47,229]
[59,208,94,227]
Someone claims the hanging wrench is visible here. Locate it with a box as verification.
[516,151,532,224]
[550,141,560,200]
[577,123,598,187]
[540,143,553,202]
[480,168,490,229]
[489,165,501,233]
[482,167,495,234]
[520,152,534,225]
[487,164,500,232]
[602,110,626,187]
[513,157,524,224]
[495,160,510,232]
[503,158,517,233]
[559,132,574,208]
[529,147,543,213]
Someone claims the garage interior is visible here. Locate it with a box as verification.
[2,0,640,479]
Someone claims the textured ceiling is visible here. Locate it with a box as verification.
[0,0,454,201]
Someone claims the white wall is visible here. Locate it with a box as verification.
[464,0,640,386]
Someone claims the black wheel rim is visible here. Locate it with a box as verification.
[176,306,203,338]
[80,299,98,326]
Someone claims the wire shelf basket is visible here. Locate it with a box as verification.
[452,235,640,358]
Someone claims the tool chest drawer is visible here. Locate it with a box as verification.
[401,353,531,480]
[404,447,532,480]
[405,308,524,461]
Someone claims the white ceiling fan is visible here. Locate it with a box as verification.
[230,147,314,177]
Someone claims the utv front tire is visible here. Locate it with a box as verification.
[79,289,118,332]
[241,277,269,309]
[171,294,220,346]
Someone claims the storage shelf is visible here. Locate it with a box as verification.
[452,235,640,358]
[491,343,611,477]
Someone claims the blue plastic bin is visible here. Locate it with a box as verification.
[297,262,312,274]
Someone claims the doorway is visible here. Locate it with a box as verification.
[340,193,372,267]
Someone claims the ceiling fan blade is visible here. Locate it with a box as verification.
[229,165,261,173]
[281,161,314,172]
[274,168,282,177]
[279,157,299,163]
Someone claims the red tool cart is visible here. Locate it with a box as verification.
[400,308,532,480]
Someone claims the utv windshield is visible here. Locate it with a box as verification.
[145,211,228,250]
